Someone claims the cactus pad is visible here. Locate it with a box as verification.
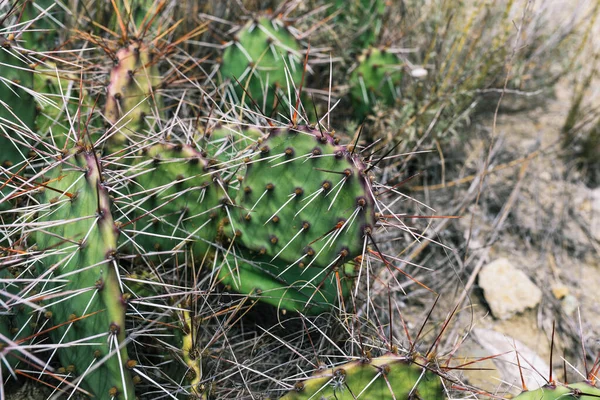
[105,41,162,150]
[280,353,444,399]
[35,147,135,399]
[234,125,376,268]
[217,246,354,314]
[219,17,302,115]
[513,382,600,400]
[121,143,228,263]
[349,47,403,119]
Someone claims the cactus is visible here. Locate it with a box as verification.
[280,352,444,399]
[216,125,376,313]
[34,145,135,398]
[105,41,163,152]
[513,382,600,399]
[217,247,354,314]
[219,17,303,116]
[120,143,228,263]
[349,47,403,120]
[232,125,376,270]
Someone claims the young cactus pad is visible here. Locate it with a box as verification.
[280,352,444,399]
[349,47,403,119]
[513,382,600,400]
[35,146,135,399]
[219,17,302,115]
[105,41,162,150]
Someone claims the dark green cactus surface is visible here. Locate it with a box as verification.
[349,47,403,119]
[219,17,302,116]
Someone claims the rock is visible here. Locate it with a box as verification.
[478,258,542,320]
[464,328,553,395]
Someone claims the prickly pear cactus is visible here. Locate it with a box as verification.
[35,145,135,399]
[513,382,600,400]
[219,17,302,116]
[233,126,376,268]
[105,41,162,151]
[121,143,228,263]
[218,246,354,313]
[201,125,264,165]
[218,125,376,313]
[349,47,403,119]
[280,352,444,399]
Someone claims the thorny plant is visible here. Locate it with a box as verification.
[0,0,598,399]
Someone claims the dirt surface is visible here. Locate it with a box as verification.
[402,1,600,392]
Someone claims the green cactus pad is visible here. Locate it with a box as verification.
[105,41,162,151]
[234,126,376,270]
[121,143,228,263]
[217,246,354,314]
[349,47,403,119]
[219,17,302,116]
[33,63,98,150]
[35,147,135,399]
[513,382,600,400]
[0,39,35,212]
[202,125,264,165]
[280,353,444,399]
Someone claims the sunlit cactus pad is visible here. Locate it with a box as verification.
[280,352,444,399]
[35,146,135,398]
